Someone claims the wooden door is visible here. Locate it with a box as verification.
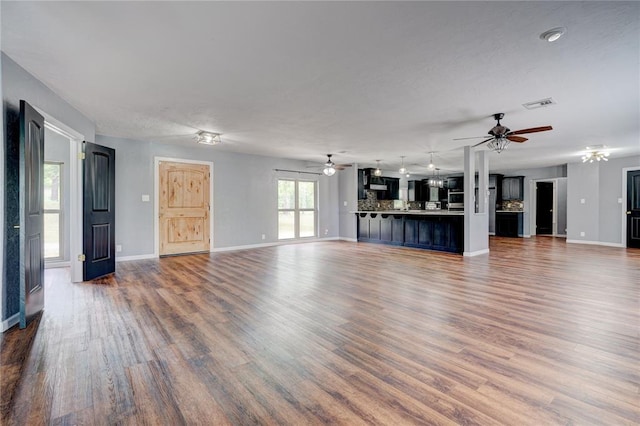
[627,170,640,248]
[159,161,210,256]
[83,142,116,280]
[536,182,554,235]
[19,100,45,328]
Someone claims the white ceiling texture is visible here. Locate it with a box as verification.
[2,1,639,173]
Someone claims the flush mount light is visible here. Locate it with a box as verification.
[540,27,566,42]
[195,131,221,145]
[582,145,610,163]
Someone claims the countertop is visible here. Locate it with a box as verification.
[496,210,525,213]
[352,210,464,216]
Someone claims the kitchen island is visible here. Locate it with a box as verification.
[353,210,464,253]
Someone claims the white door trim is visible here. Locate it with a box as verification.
[530,178,559,236]
[40,113,85,283]
[154,157,214,257]
[622,166,640,247]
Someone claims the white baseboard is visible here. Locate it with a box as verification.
[212,237,342,253]
[45,261,70,269]
[116,254,157,262]
[566,239,625,248]
[463,248,490,257]
[338,237,358,242]
[2,313,19,332]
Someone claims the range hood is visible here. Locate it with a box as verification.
[363,173,387,191]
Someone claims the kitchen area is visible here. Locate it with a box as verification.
[354,167,526,253]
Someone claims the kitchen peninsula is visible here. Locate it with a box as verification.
[354,210,464,253]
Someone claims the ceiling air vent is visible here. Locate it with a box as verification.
[523,98,556,110]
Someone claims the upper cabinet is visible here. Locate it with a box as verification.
[501,176,524,201]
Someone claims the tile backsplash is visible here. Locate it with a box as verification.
[357,190,423,211]
[499,200,524,211]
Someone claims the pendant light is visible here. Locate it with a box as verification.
[427,152,435,170]
[398,156,407,174]
[373,160,383,176]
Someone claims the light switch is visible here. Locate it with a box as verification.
[343,201,348,206]
[580,198,585,204]
[618,198,623,204]
[141,194,150,202]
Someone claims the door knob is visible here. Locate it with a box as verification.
[13,225,20,229]
[627,211,632,215]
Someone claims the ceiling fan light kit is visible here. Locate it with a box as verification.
[462,113,552,153]
[195,131,221,145]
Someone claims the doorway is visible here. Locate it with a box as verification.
[155,158,214,256]
[536,182,554,235]
[624,168,640,248]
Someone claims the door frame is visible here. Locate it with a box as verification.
[529,178,558,236]
[40,113,85,283]
[622,166,640,247]
[153,157,214,257]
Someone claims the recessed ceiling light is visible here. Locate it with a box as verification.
[540,27,566,42]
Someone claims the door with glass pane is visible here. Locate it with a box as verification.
[44,162,63,260]
[278,179,317,239]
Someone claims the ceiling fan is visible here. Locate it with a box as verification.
[455,113,552,153]
[321,154,352,176]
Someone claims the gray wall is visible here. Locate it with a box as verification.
[494,164,567,236]
[44,128,71,261]
[338,165,358,240]
[556,178,567,236]
[95,135,341,257]
[567,155,640,244]
[2,53,96,322]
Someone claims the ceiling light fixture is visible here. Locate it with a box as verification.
[428,168,444,188]
[582,149,610,163]
[195,131,221,145]
[398,156,407,174]
[540,27,566,42]
[323,154,336,176]
[427,152,435,170]
[486,137,510,153]
[374,160,383,177]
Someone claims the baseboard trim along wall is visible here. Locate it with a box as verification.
[2,313,19,332]
[463,248,490,257]
[566,239,625,248]
[212,237,342,253]
[116,254,157,262]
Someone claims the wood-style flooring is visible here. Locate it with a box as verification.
[2,237,639,425]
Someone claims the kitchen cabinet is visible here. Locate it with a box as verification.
[383,177,400,200]
[358,169,399,200]
[447,176,463,191]
[496,212,523,237]
[501,176,524,201]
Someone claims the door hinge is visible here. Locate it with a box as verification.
[78,152,86,160]
[78,254,86,262]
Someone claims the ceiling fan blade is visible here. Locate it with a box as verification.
[472,138,494,148]
[453,136,489,141]
[506,135,528,143]
[335,164,352,168]
[508,126,552,136]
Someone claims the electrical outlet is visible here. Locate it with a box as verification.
[141,194,150,202]
[580,232,585,237]
[261,234,266,240]
[324,229,329,235]
[343,201,347,206]
[116,244,122,252]
[580,198,586,204]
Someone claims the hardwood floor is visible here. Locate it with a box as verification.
[2,237,639,425]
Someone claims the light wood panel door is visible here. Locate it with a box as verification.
[159,161,210,256]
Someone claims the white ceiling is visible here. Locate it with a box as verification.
[2,1,639,173]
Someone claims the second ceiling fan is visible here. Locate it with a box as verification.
[456,113,553,153]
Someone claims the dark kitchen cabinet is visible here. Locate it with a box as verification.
[384,177,400,200]
[502,176,524,201]
[447,176,463,191]
[496,212,523,237]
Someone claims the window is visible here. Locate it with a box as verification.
[278,179,317,239]
[44,162,63,260]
